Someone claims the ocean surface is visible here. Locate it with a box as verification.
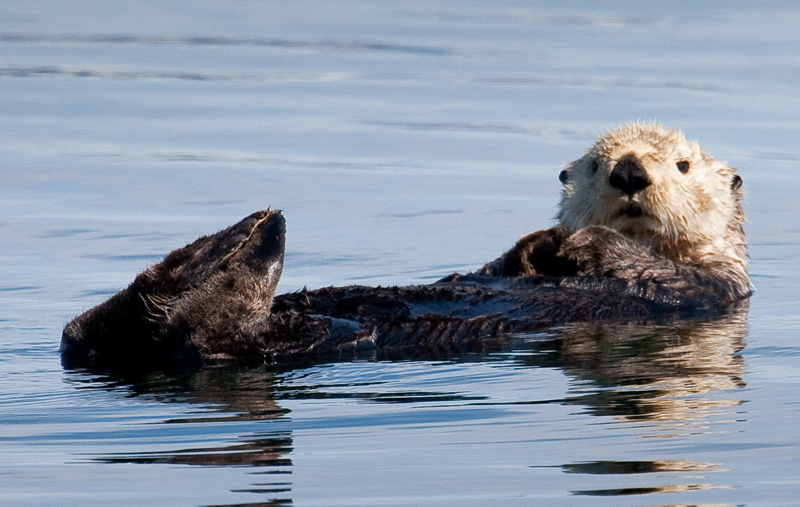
[2,1,800,505]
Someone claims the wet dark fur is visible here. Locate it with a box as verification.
[61,210,749,368]
[62,210,285,365]
[478,225,751,306]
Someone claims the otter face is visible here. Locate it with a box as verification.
[557,123,745,263]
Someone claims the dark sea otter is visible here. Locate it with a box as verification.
[61,123,751,367]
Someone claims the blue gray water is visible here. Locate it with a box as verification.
[2,1,800,505]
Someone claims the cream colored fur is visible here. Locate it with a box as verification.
[557,122,747,280]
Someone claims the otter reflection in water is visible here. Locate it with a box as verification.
[61,123,750,367]
[540,309,748,498]
[553,306,748,429]
[75,308,747,504]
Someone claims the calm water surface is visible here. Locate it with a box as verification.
[2,1,800,505]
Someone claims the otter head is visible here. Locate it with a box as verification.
[557,122,746,267]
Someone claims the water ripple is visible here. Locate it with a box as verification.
[482,75,727,93]
[572,483,733,496]
[93,431,294,468]
[0,32,456,55]
[366,120,587,139]
[0,65,355,82]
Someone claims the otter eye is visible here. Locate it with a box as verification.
[558,169,569,184]
[676,161,690,174]
[590,159,598,174]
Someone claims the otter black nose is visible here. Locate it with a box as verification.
[609,153,650,196]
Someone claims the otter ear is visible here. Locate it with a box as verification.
[731,174,743,192]
[559,157,589,184]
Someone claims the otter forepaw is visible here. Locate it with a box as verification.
[528,226,579,276]
[477,226,576,277]
[559,226,644,277]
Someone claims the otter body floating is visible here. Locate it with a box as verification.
[61,123,751,367]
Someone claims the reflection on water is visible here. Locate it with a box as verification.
[542,305,748,501]
[558,459,734,499]
[560,459,730,475]
[572,482,732,497]
[94,431,292,468]
[65,304,749,505]
[66,366,296,506]
[555,304,748,436]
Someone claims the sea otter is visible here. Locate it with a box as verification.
[61,123,750,367]
[477,122,749,304]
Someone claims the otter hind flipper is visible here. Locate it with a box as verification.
[61,209,286,367]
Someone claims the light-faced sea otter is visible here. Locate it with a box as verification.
[478,122,749,305]
[61,123,750,367]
